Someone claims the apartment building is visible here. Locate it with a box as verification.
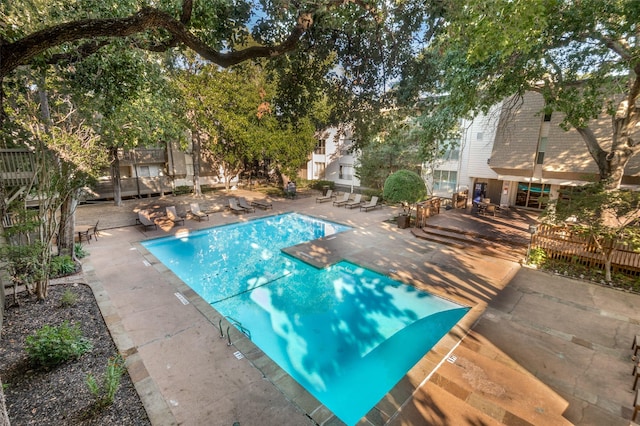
[427,91,640,210]
[303,127,361,191]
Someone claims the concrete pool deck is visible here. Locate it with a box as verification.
[75,189,640,425]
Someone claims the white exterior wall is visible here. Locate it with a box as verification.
[306,127,361,189]
[461,104,502,184]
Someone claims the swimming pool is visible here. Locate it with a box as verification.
[142,213,469,425]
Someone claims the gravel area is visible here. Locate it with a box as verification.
[0,282,150,425]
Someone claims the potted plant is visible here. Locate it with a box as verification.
[383,170,427,229]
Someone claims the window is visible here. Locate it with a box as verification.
[314,162,326,179]
[544,112,552,122]
[339,164,353,180]
[432,170,457,193]
[536,136,547,165]
[515,182,551,209]
[314,139,326,155]
[137,166,150,177]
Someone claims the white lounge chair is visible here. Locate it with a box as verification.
[237,197,256,213]
[137,210,157,230]
[190,203,209,221]
[316,189,334,203]
[166,206,185,225]
[360,196,380,212]
[332,193,350,207]
[228,198,246,214]
[250,198,273,210]
[344,194,363,209]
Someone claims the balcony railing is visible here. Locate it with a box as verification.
[0,149,37,188]
[118,148,166,165]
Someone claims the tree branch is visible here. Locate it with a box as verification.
[0,7,312,78]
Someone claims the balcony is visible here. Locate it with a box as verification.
[118,148,166,165]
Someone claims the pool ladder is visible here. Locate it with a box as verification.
[219,317,251,346]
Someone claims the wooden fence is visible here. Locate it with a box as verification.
[531,224,640,276]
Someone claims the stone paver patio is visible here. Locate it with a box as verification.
[74,189,640,425]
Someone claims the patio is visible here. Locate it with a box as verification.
[74,189,640,425]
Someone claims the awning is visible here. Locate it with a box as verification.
[497,175,590,186]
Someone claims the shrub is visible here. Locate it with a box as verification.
[308,180,335,191]
[383,170,426,214]
[74,243,89,259]
[173,185,192,196]
[25,321,92,367]
[87,355,126,408]
[50,255,76,277]
[527,247,547,266]
[60,288,78,307]
[362,188,383,200]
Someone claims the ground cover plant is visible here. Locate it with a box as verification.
[0,283,150,425]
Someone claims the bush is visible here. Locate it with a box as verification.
[60,288,78,307]
[383,170,426,214]
[527,247,547,266]
[362,188,383,200]
[25,321,92,367]
[173,185,192,196]
[74,243,88,259]
[50,255,76,277]
[308,180,335,191]
[87,355,126,408]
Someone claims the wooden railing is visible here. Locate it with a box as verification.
[0,149,37,188]
[118,148,166,165]
[531,224,640,275]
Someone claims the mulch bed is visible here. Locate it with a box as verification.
[0,282,150,425]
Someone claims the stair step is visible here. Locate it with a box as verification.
[411,227,526,262]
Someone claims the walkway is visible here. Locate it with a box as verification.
[75,190,640,425]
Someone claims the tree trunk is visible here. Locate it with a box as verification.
[192,131,202,197]
[57,195,77,258]
[577,98,639,191]
[110,147,123,206]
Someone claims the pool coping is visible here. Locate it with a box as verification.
[132,228,483,426]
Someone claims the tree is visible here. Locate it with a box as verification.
[404,0,640,190]
[1,0,444,132]
[382,169,426,216]
[176,61,316,191]
[355,112,436,190]
[0,67,107,299]
[542,183,640,282]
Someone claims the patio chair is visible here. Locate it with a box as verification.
[228,198,246,214]
[250,198,273,210]
[237,197,256,213]
[166,206,185,225]
[360,196,380,212]
[483,204,497,217]
[77,220,100,244]
[344,194,363,209]
[332,192,350,207]
[137,210,157,230]
[316,189,334,203]
[190,203,209,221]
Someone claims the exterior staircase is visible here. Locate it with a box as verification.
[410,207,537,263]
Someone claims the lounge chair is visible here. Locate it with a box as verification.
[190,203,209,221]
[137,210,157,230]
[332,193,350,207]
[316,189,334,203]
[166,206,185,225]
[237,197,256,213]
[250,198,273,210]
[360,196,381,212]
[228,198,246,214]
[344,194,363,209]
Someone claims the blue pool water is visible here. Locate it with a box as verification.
[142,213,469,425]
